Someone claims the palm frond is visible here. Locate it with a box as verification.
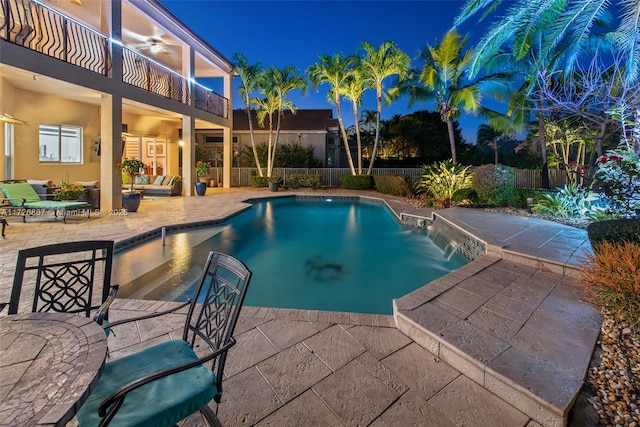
[453,0,503,27]
[617,0,640,82]
[468,9,525,76]
[544,0,609,70]
[450,86,481,112]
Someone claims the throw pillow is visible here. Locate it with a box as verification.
[27,179,52,187]
[168,176,178,186]
[153,176,165,185]
[134,175,150,185]
[161,176,172,186]
[122,174,130,185]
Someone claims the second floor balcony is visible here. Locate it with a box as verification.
[0,0,229,119]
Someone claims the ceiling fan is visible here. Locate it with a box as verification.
[124,27,178,56]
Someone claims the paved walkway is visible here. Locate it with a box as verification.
[0,188,601,426]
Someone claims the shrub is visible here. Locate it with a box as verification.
[250,176,269,187]
[533,183,605,220]
[373,174,411,197]
[579,240,640,335]
[587,217,640,247]
[471,164,515,205]
[414,160,473,208]
[592,147,640,216]
[286,174,321,189]
[340,174,373,190]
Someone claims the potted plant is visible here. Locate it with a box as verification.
[196,161,211,183]
[54,182,86,201]
[118,158,146,212]
[195,161,211,196]
[268,175,282,192]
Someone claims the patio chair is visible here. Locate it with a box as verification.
[8,240,119,325]
[76,251,252,427]
[0,181,90,223]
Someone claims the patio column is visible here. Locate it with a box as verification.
[222,73,233,188]
[182,116,195,196]
[100,94,123,210]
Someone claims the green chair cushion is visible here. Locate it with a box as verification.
[76,339,217,427]
[24,201,88,209]
[0,183,41,205]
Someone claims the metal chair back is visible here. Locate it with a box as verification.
[9,240,115,318]
[182,251,252,402]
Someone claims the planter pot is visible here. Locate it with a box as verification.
[269,182,280,192]
[195,182,207,196]
[122,191,142,212]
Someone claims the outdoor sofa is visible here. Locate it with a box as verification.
[0,182,90,223]
[122,174,182,196]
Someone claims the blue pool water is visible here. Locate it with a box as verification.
[115,197,469,315]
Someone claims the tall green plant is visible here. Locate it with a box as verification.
[390,30,513,163]
[307,53,358,175]
[232,53,264,176]
[257,66,307,178]
[358,41,410,173]
[415,160,473,207]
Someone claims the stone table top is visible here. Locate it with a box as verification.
[0,312,107,427]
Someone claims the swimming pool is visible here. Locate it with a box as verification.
[114,197,469,314]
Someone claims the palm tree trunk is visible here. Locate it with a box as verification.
[267,114,274,177]
[352,102,363,174]
[335,95,356,175]
[246,107,263,177]
[446,118,457,164]
[366,88,382,174]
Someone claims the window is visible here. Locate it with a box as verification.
[39,124,82,163]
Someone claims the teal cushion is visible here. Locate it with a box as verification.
[23,201,88,209]
[153,175,165,185]
[0,183,41,205]
[76,340,217,427]
[134,175,150,185]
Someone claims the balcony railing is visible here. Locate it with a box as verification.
[122,46,190,104]
[1,0,229,119]
[195,83,228,119]
[0,0,110,76]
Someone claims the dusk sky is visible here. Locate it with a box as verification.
[159,1,499,143]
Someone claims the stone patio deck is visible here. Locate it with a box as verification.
[0,188,601,426]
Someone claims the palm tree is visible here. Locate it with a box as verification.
[476,124,503,164]
[358,41,410,174]
[258,66,307,178]
[340,69,374,174]
[392,30,513,163]
[453,0,637,82]
[307,53,357,175]
[232,53,264,176]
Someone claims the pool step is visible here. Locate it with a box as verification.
[393,255,601,427]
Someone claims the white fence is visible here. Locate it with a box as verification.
[211,167,568,189]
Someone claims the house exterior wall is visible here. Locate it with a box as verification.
[0,0,234,209]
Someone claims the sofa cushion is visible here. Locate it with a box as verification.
[134,175,150,185]
[153,175,165,185]
[168,176,178,186]
[75,180,99,187]
[122,174,130,184]
[161,176,172,186]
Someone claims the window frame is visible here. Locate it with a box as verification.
[39,123,83,164]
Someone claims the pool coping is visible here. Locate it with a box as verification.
[392,212,599,427]
[108,192,598,427]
